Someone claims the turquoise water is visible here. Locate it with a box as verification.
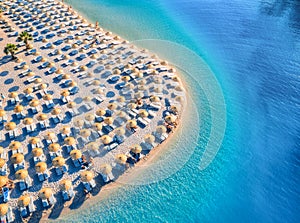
[61,0,300,222]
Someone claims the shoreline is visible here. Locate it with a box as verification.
[0,0,190,221]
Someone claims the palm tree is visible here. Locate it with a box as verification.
[0,8,4,18]
[4,43,18,59]
[17,31,33,50]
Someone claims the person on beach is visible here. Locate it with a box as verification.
[0,93,5,108]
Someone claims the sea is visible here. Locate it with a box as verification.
[61,0,300,222]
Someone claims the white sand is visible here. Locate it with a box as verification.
[0,0,187,221]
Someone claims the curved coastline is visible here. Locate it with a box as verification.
[0,0,191,221]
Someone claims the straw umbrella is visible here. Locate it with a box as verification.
[59,179,72,191]
[39,83,48,90]
[154,87,163,93]
[93,123,103,131]
[175,85,184,92]
[165,115,176,124]
[37,114,47,121]
[73,119,84,129]
[93,80,101,86]
[116,111,127,119]
[175,96,184,103]
[49,143,61,153]
[51,107,61,116]
[30,137,40,145]
[5,122,16,131]
[0,159,5,169]
[126,120,137,128]
[80,171,94,182]
[99,164,112,175]
[134,92,144,99]
[85,114,95,122]
[144,134,155,144]
[139,109,149,118]
[15,169,28,180]
[23,117,33,126]
[60,90,70,97]
[60,126,71,135]
[0,109,6,118]
[126,83,135,90]
[43,94,53,101]
[9,92,18,99]
[121,76,130,82]
[64,137,76,146]
[32,148,43,157]
[70,149,82,160]
[150,95,160,102]
[35,162,47,173]
[23,87,33,95]
[114,127,125,136]
[67,101,76,108]
[11,153,24,164]
[115,154,127,165]
[18,195,31,208]
[156,125,167,134]
[30,99,40,107]
[96,109,106,117]
[39,188,53,200]
[0,204,8,217]
[101,135,112,145]
[9,141,21,150]
[130,144,142,154]
[116,96,125,103]
[0,176,8,188]
[104,117,114,125]
[80,129,91,138]
[107,102,117,111]
[170,105,180,113]
[87,142,98,152]
[172,76,180,82]
[52,157,65,167]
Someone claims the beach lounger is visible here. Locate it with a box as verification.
[0,151,7,160]
[38,173,45,182]
[14,161,25,171]
[0,164,8,176]
[20,207,28,218]
[42,199,49,208]
[7,207,14,223]
[137,117,148,127]
[33,154,46,164]
[55,167,63,176]
[72,158,81,168]
[105,142,118,151]
[39,119,50,129]
[28,197,36,213]
[90,179,96,188]
[149,103,161,110]
[62,190,70,201]
[83,182,92,192]
[2,187,10,202]
[19,181,29,191]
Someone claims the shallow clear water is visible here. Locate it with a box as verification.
[61,0,300,222]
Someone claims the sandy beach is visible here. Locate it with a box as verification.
[0,0,187,221]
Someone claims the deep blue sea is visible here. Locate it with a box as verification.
[62,0,300,222]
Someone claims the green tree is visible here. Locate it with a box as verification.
[4,43,18,59]
[17,31,33,50]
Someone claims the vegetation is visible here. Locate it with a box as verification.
[4,43,18,59]
[17,31,33,50]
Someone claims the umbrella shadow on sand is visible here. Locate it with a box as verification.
[48,193,65,219]
[69,185,86,210]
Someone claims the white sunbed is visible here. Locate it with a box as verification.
[0,164,8,176]
[33,154,47,164]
